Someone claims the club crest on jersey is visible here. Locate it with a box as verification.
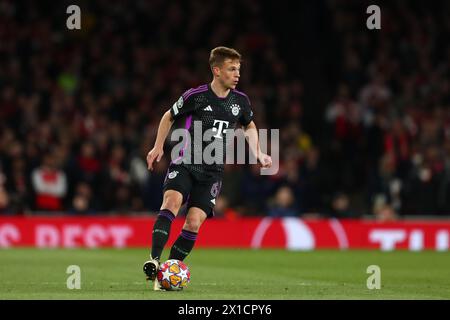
[210,181,221,198]
[230,104,240,116]
[168,171,179,179]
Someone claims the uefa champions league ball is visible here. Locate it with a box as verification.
[157,259,191,291]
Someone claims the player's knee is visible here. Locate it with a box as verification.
[183,216,203,233]
[161,193,182,214]
[162,200,181,214]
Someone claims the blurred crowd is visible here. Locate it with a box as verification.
[320,0,450,218]
[1,0,450,219]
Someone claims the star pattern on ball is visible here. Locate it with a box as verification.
[179,268,188,280]
[161,268,172,282]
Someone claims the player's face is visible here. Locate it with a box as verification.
[217,59,240,89]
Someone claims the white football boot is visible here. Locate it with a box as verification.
[143,257,163,291]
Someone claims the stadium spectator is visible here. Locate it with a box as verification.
[241,164,276,215]
[31,152,68,211]
[372,195,398,222]
[268,185,298,217]
[0,171,10,214]
[328,192,360,219]
[75,141,101,185]
[69,182,96,214]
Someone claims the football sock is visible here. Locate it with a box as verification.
[169,229,197,261]
[151,209,176,260]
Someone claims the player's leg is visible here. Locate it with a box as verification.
[143,166,192,283]
[168,206,207,261]
[143,190,183,282]
[168,178,220,261]
[151,190,183,259]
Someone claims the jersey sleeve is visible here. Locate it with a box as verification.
[239,96,254,126]
[170,90,198,120]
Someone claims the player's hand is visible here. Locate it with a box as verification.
[258,152,272,169]
[147,147,164,171]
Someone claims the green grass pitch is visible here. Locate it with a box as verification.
[1,248,449,299]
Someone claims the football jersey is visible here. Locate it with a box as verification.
[169,83,254,176]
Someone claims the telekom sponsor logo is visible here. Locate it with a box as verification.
[368,229,449,251]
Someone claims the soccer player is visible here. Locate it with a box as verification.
[143,46,272,290]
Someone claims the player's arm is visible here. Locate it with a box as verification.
[147,110,174,171]
[243,121,272,168]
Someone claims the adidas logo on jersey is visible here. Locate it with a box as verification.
[203,105,213,111]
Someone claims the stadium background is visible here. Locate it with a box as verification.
[1,0,450,300]
[2,0,450,219]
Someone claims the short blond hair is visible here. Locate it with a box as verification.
[209,46,241,69]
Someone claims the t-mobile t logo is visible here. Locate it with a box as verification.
[212,120,229,139]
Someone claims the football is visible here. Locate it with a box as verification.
[157,259,191,291]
